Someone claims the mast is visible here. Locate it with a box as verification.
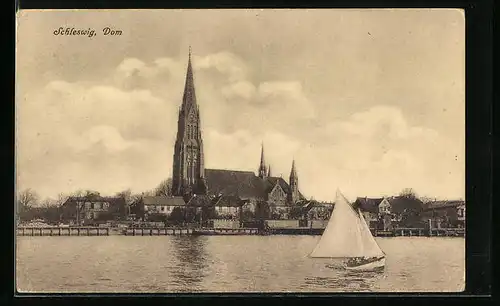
[309,189,384,258]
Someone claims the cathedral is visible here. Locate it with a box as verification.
[171,49,305,212]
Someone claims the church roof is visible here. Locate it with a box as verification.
[204,169,266,199]
[214,195,243,207]
[265,176,292,195]
[204,168,303,200]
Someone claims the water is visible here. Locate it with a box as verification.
[16,236,465,293]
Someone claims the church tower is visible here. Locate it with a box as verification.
[258,143,267,179]
[289,159,300,203]
[172,48,206,197]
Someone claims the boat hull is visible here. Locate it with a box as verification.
[344,257,385,271]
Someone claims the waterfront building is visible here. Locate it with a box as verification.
[212,195,243,219]
[422,200,465,228]
[353,197,386,229]
[60,195,125,224]
[353,196,425,229]
[303,201,334,220]
[386,196,425,228]
[170,49,306,218]
[137,196,186,219]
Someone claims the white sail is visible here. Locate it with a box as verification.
[358,207,385,258]
[310,189,384,258]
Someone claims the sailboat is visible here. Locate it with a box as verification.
[309,189,386,271]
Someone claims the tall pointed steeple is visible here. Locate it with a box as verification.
[258,142,267,179]
[172,47,205,197]
[290,159,297,180]
[289,159,299,203]
[181,45,197,112]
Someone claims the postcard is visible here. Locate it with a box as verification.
[15,9,465,293]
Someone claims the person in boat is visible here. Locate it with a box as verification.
[347,256,378,266]
[347,257,362,266]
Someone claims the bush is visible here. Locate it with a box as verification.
[147,213,167,222]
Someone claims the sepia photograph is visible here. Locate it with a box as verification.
[15,9,465,293]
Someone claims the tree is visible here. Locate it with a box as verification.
[255,201,271,219]
[116,189,132,203]
[17,188,39,209]
[17,189,39,221]
[155,178,173,197]
[116,189,135,217]
[240,210,255,221]
[146,213,167,223]
[399,188,417,199]
[201,206,217,221]
[289,205,305,220]
[36,197,63,223]
[419,196,435,204]
[184,207,197,223]
[168,207,185,224]
[56,193,68,207]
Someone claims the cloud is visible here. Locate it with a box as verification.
[16,51,463,201]
[195,52,249,82]
[82,125,134,152]
[256,81,315,118]
[221,81,256,100]
[199,104,462,201]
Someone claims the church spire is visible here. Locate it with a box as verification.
[182,46,197,112]
[267,165,271,177]
[289,159,299,203]
[290,159,297,180]
[172,46,205,197]
[258,142,267,179]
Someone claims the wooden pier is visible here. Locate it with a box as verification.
[371,228,465,237]
[122,227,193,236]
[267,228,324,235]
[393,228,426,237]
[192,228,260,235]
[17,226,465,237]
[17,227,109,236]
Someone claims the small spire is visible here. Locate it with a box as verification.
[260,143,265,167]
[267,165,271,177]
[258,142,267,178]
[290,159,297,179]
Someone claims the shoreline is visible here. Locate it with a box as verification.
[16,226,465,238]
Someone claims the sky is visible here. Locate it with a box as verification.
[16,9,465,202]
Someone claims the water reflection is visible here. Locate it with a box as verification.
[168,236,210,291]
[304,266,385,292]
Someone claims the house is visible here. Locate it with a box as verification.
[241,200,257,214]
[386,196,425,228]
[353,197,386,229]
[304,201,334,220]
[60,195,126,224]
[212,194,242,219]
[422,200,466,228]
[353,196,425,229]
[137,196,186,220]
